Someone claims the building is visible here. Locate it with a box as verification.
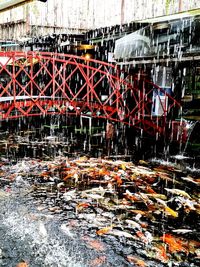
[0,0,200,40]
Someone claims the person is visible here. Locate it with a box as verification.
[106,122,115,156]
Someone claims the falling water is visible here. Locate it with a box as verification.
[1,2,200,267]
[183,121,199,154]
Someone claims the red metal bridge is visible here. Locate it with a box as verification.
[0,51,181,137]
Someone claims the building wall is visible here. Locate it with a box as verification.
[0,0,200,40]
[92,0,200,27]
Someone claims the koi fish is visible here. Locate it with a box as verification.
[181,176,199,184]
[130,210,148,216]
[98,168,110,176]
[156,199,178,218]
[154,244,169,263]
[60,224,74,238]
[16,262,29,267]
[164,206,178,218]
[161,233,188,254]
[83,186,106,195]
[121,163,126,170]
[76,202,90,211]
[174,196,197,211]
[38,221,47,238]
[85,238,105,251]
[155,171,174,182]
[138,160,149,165]
[39,171,51,177]
[164,188,191,199]
[110,229,135,239]
[125,219,141,230]
[89,256,106,267]
[146,193,167,200]
[113,175,123,186]
[124,190,140,202]
[145,185,157,194]
[172,229,193,234]
[136,231,148,244]
[63,190,76,201]
[127,255,146,266]
[82,193,104,200]
[96,226,113,236]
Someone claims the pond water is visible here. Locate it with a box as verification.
[0,131,199,267]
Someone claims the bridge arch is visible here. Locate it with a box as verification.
[0,51,180,137]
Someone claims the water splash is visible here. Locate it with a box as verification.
[183,121,199,154]
[150,157,176,167]
[186,165,200,174]
[0,197,87,267]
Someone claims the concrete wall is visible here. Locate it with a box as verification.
[0,0,200,40]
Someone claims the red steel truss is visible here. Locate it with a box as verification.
[0,51,181,136]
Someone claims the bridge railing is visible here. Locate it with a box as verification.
[0,51,181,137]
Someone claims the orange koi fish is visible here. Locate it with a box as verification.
[127,255,146,267]
[161,234,188,254]
[96,226,113,236]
